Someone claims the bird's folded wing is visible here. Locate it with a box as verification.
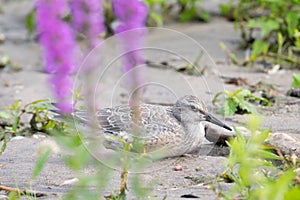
[95,104,182,138]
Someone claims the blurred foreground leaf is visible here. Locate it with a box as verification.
[292,74,300,88]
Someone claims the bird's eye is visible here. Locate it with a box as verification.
[190,105,197,111]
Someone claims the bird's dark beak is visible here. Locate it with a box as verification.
[205,113,232,131]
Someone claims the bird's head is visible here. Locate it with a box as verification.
[173,95,232,131]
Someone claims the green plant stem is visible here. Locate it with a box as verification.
[119,142,131,199]
[0,138,7,156]
[267,52,300,65]
[0,185,47,197]
[120,169,128,198]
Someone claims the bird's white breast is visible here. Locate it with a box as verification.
[184,122,206,153]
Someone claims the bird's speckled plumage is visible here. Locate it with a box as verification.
[73,95,231,157]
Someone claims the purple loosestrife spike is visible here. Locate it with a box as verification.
[112,0,148,73]
[112,0,148,106]
[70,0,106,48]
[70,0,106,121]
[112,0,148,32]
[36,0,77,114]
[50,75,73,112]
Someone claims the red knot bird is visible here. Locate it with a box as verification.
[72,95,232,158]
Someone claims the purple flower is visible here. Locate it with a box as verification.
[70,0,106,48]
[36,0,77,113]
[50,75,73,113]
[112,0,148,33]
[112,0,148,74]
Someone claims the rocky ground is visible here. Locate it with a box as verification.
[0,0,299,199]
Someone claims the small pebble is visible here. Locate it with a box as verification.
[0,33,5,43]
[195,167,202,171]
[173,165,183,171]
[287,88,300,98]
[10,136,25,141]
[33,134,47,139]
[203,184,212,189]
[60,178,79,186]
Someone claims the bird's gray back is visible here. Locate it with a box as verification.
[97,104,180,134]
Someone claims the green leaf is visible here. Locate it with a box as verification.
[213,89,269,116]
[251,40,269,60]
[212,91,225,105]
[285,187,300,200]
[233,127,246,143]
[292,74,300,88]
[267,170,296,200]
[32,148,51,180]
[247,115,261,133]
[198,9,211,22]
[231,89,256,114]
[248,18,280,37]
[0,111,12,119]
[180,5,196,22]
[53,131,82,149]
[255,149,281,160]
[248,19,262,29]
[253,128,270,144]
[277,32,284,53]
[0,138,7,156]
[238,100,256,114]
[219,3,232,15]
[26,99,47,106]
[235,88,251,97]
[25,9,36,35]
[64,146,90,170]
[5,99,22,111]
[149,12,163,26]
[229,88,246,98]
[12,116,20,132]
[224,99,238,116]
[261,19,280,37]
[286,12,299,38]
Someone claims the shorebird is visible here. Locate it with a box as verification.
[72,95,232,158]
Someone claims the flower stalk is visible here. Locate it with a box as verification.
[36,0,77,113]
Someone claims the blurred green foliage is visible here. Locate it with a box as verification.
[213,88,271,116]
[31,147,52,181]
[0,99,63,159]
[24,0,300,69]
[177,0,210,22]
[220,116,300,199]
[0,99,62,134]
[0,99,155,199]
[25,9,36,35]
[292,74,300,88]
[220,0,300,68]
